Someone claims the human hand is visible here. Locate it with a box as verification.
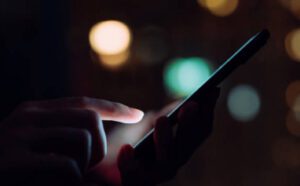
[0,97,143,186]
[118,87,220,186]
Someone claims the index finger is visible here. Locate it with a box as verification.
[20,97,144,124]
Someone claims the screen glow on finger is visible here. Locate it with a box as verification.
[227,85,260,122]
[164,57,213,98]
[89,20,131,55]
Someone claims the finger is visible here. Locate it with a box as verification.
[118,145,153,186]
[0,152,82,186]
[117,144,139,186]
[153,117,178,183]
[177,87,220,143]
[18,97,144,124]
[153,116,173,161]
[28,127,92,172]
[175,87,220,166]
[117,144,135,174]
[117,145,157,186]
[14,108,106,166]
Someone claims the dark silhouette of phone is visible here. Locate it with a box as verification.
[134,29,270,163]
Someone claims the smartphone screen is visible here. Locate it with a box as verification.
[134,29,270,162]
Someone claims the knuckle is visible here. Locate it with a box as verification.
[109,102,125,115]
[81,109,101,128]
[58,157,82,180]
[114,102,126,110]
[78,128,92,140]
[62,157,78,169]
[103,102,118,114]
[76,129,93,150]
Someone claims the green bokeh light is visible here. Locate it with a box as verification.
[164,57,213,98]
[227,85,261,122]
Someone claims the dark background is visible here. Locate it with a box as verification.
[1,0,300,185]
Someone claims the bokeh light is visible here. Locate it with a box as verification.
[98,49,130,69]
[89,20,131,55]
[198,0,239,17]
[286,110,300,136]
[227,85,260,122]
[290,0,300,19]
[272,138,300,169]
[286,81,300,110]
[293,96,300,122]
[164,57,213,98]
[134,26,169,65]
[285,29,300,62]
[279,0,300,19]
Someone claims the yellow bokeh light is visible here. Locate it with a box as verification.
[290,0,300,18]
[272,138,300,168]
[286,81,300,109]
[286,111,300,136]
[279,0,300,19]
[99,49,130,69]
[198,0,239,17]
[285,29,300,62]
[206,0,227,9]
[89,20,131,55]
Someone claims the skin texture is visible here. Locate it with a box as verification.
[0,87,220,186]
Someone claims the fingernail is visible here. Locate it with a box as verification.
[129,108,144,122]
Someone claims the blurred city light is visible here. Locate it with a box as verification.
[290,0,300,19]
[285,29,300,62]
[286,81,300,123]
[286,111,300,136]
[293,96,300,122]
[134,26,169,65]
[99,49,130,69]
[272,138,300,168]
[164,57,213,98]
[89,20,131,55]
[227,85,260,122]
[198,0,239,17]
[285,81,300,109]
[279,0,300,19]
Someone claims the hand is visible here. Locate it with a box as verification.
[118,87,220,186]
[0,97,143,186]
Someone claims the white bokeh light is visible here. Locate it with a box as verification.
[89,20,131,55]
[227,85,261,122]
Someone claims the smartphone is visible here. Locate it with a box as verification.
[133,29,270,162]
